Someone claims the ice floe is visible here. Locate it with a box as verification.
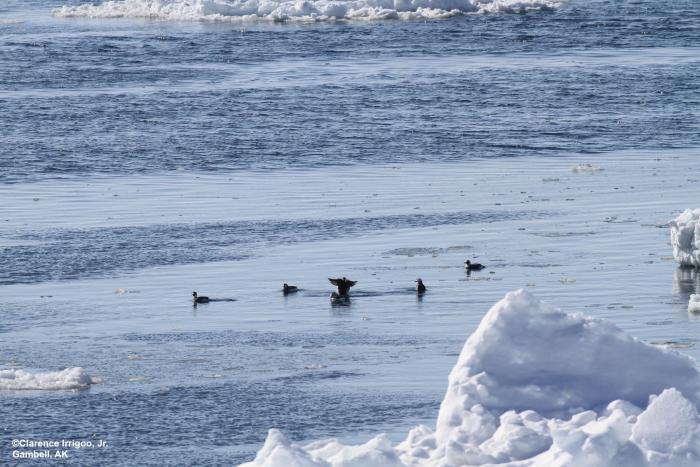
[53,0,563,22]
[0,367,99,390]
[670,208,700,268]
[241,289,700,467]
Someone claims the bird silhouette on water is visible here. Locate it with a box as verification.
[192,291,209,304]
[465,260,486,272]
[329,277,356,302]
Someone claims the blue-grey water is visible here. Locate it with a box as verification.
[1,0,700,465]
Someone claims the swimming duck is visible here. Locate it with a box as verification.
[329,277,356,300]
[192,291,210,304]
[283,283,298,295]
[415,278,426,294]
[465,260,485,271]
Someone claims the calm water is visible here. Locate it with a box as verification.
[1,0,700,465]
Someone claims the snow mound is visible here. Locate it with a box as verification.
[670,208,700,268]
[243,429,403,467]
[241,290,700,467]
[0,367,99,390]
[632,388,700,459]
[436,289,700,428]
[53,0,563,22]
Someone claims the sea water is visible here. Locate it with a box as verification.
[1,0,700,464]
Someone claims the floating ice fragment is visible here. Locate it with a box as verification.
[0,367,99,390]
[303,364,328,370]
[670,208,700,268]
[689,295,700,313]
[572,163,604,173]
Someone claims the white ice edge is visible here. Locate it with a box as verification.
[53,0,563,22]
[0,367,100,390]
[242,289,700,467]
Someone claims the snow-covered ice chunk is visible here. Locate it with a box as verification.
[436,290,700,429]
[0,367,99,390]
[670,208,700,268]
[242,290,700,467]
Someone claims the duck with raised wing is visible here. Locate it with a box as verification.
[329,277,356,302]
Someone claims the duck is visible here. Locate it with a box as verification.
[329,277,356,301]
[329,277,357,296]
[415,278,426,294]
[192,291,210,304]
[465,260,486,271]
[283,283,298,295]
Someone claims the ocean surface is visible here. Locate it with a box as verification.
[1,0,700,465]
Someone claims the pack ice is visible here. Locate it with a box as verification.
[241,289,700,467]
[54,0,564,22]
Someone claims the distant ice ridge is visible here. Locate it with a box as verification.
[670,208,700,268]
[242,290,700,467]
[0,367,99,390]
[53,0,563,22]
